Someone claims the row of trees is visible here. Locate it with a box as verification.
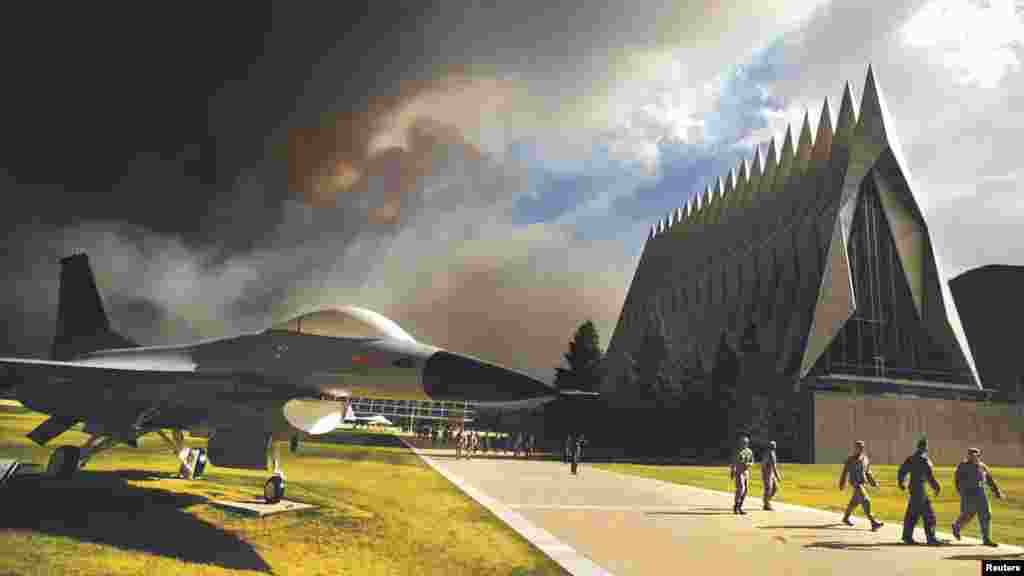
[549,316,789,459]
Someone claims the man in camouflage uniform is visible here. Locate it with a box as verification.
[839,440,885,530]
[952,447,1003,547]
[898,438,942,545]
[730,436,754,514]
[761,440,782,511]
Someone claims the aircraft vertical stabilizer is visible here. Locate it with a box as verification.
[50,254,138,360]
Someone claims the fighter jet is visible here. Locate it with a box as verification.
[0,254,594,502]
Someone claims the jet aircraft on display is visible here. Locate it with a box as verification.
[0,254,591,502]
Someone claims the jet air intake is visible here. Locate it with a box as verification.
[422,351,556,405]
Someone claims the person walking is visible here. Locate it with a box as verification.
[730,436,754,514]
[761,440,782,510]
[839,440,885,530]
[571,433,586,475]
[898,437,942,545]
[564,434,574,463]
[952,447,1003,547]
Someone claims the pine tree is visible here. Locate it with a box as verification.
[555,320,605,392]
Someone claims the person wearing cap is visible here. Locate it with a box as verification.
[898,437,943,545]
[730,436,754,514]
[839,440,885,530]
[953,447,1003,546]
[761,440,782,510]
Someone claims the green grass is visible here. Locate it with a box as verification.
[594,460,1024,546]
[0,403,566,576]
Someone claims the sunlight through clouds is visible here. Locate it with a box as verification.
[902,0,1024,88]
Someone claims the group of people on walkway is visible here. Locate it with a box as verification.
[730,436,782,513]
[444,427,538,460]
[731,436,1005,547]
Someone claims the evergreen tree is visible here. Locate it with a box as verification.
[631,313,670,401]
[555,320,604,392]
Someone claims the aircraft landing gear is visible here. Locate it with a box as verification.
[46,433,133,479]
[157,429,206,480]
[263,474,285,504]
[46,445,80,479]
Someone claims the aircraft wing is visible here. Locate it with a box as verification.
[0,356,196,377]
[0,357,207,445]
[556,389,601,399]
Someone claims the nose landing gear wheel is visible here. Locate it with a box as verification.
[264,475,285,504]
[178,447,209,480]
[46,446,81,479]
[193,448,207,479]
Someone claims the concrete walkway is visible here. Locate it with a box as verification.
[404,444,1022,576]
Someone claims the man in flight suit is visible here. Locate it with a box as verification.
[730,436,754,514]
[761,440,782,511]
[839,440,885,531]
[898,437,943,545]
[953,447,1003,547]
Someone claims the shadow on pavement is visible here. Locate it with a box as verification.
[759,523,851,530]
[1,470,271,573]
[806,540,971,551]
[646,511,738,516]
[423,454,553,462]
[945,552,1024,561]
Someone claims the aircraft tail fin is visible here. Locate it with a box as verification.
[50,254,138,360]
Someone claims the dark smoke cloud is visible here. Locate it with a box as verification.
[1,1,829,382]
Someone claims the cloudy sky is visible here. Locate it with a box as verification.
[1,1,1021,383]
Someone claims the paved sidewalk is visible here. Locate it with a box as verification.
[405,445,1022,576]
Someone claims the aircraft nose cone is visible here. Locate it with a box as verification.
[422,351,554,403]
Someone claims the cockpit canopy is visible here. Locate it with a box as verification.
[270,306,417,342]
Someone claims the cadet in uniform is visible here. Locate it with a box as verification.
[571,433,586,475]
[761,440,782,510]
[839,440,885,530]
[730,436,754,514]
[953,447,1003,546]
[898,438,942,545]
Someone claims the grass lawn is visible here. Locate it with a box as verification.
[0,403,566,576]
[594,460,1024,546]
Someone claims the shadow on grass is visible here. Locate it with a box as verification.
[0,470,271,573]
[315,431,406,448]
[298,445,422,468]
